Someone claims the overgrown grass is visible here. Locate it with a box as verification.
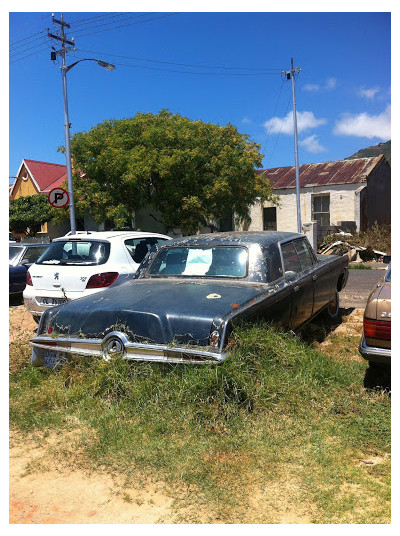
[349,264,372,270]
[9,322,390,523]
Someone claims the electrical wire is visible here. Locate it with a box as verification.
[70,53,282,76]
[9,37,50,58]
[265,90,293,168]
[10,30,48,50]
[75,12,182,38]
[261,78,285,156]
[76,48,283,72]
[10,43,52,64]
[70,12,155,34]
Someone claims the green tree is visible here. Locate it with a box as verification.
[60,110,277,234]
[9,195,52,236]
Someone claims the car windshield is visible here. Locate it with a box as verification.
[9,246,23,263]
[147,246,248,278]
[385,266,391,282]
[36,240,111,266]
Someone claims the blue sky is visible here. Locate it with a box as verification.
[9,7,391,182]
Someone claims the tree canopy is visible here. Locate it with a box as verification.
[63,110,277,233]
[9,194,52,236]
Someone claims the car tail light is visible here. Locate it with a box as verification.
[363,318,391,341]
[26,271,33,286]
[85,272,119,289]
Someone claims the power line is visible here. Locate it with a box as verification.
[10,43,51,64]
[9,29,48,49]
[261,78,285,157]
[76,12,182,38]
[77,48,283,72]
[71,12,155,34]
[71,53,281,76]
[265,90,293,168]
[9,37,50,58]
[65,12,122,25]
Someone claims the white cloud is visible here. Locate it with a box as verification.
[263,111,326,135]
[359,87,380,100]
[303,78,337,92]
[299,134,326,153]
[333,105,391,140]
[241,116,252,124]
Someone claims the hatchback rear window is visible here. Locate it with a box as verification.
[36,240,111,266]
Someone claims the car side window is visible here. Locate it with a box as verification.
[293,239,314,270]
[22,247,48,264]
[124,238,168,264]
[281,242,302,276]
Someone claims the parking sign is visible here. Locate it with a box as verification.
[48,188,69,208]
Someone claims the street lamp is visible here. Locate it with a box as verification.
[60,57,115,234]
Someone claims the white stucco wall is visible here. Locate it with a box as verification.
[244,183,363,232]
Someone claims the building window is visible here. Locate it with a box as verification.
[263,207,277,230]
[312,195,330,226]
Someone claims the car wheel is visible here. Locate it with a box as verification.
[324,290,341,323]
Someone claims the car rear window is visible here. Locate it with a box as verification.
[36,240,111,266]
[147,246,248,278]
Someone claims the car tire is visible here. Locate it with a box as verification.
[323,290,341,324]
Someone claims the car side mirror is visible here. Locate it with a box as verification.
[383,255,391,264]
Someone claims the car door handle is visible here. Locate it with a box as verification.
[312,275,317,281]
[294,285,299,293]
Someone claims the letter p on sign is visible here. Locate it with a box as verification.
[48,188,69,208]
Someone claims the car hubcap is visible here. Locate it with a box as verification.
[102,333,126,360]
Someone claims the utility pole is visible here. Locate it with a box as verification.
[48,14,77,234]
[282,58,302,234]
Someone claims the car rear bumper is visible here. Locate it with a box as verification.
[30,331,226,366]
[359,335,391,365]
[23,288,102,317]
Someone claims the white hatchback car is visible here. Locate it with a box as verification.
[23,231,171,321]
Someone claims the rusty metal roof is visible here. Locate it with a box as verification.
[257,155,385,190]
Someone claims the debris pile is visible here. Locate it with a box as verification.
[318,232,389,263]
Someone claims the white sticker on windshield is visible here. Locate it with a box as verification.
[206,293,221,299]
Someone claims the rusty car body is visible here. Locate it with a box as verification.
[30,231,349,367]
[359,264,391,368]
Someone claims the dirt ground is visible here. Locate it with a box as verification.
[9,304,364,524]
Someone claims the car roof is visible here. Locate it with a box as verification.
[163,231,303,248]
[10,242,50,247]
[56,231,170,241]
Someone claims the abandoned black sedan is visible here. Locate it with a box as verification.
[30,231,348,367]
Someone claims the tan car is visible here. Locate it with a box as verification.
[359,264,391,368]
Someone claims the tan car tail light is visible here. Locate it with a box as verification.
[363,318,391,341]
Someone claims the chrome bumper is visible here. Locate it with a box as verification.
[30,330,226,366]
[359,335,391,365]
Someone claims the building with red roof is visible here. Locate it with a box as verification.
[9,159,68,199]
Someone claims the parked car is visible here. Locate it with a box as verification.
[23,231,171,322]
[30,231,349,368]
[359,264,391,369]
[9,243,50,295]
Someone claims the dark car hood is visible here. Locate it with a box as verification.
[40,278,268,346]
